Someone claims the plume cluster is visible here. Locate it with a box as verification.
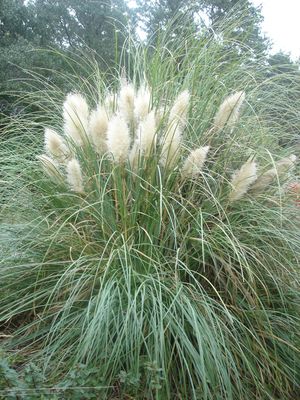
[130,110,157,170]
[88,107,108,154]
[119,83,135,123]
[251,155,297,194]
[44,128,70,162]
[182,146,210,179]
[37,82,297,205]
[63,93,90,145]
[66,158,84,194]
[229,158,257,202]
[160,90,190,168]
[168,90,190,127]
[106,115,130,163]
[213,91,245,132]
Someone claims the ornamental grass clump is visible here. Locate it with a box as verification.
[0,38,299,399]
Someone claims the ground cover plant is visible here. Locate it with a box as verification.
[0,23,300,399]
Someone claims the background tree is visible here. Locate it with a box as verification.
[134,0,202,42]
[0,0,37,114]
[134,0,268,56]
[0,0,131,117]
[31,0,132,65]
[204,0,269,57]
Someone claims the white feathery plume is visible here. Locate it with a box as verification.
[119,83,135,123]
[129,111,157,170]
[89,106,108,153]
[106,115,130,163]
[182,146,210,179]
[229,158,257,202]
[63,93,89,144]
[213,91,245,132]
[160,124,182,169]
[66,158,84,194]
[37,154,63,182]
[251,155,297,193]
[44,128,69,163]
[137,110,157,155]
[160,90,189,169]
[134,85,151,122]
[159,92,190,169]
[168,90,190,128]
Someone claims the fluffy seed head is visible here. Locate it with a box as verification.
[137,111,157,155]
[129,111,157,171]
[106,115,131,163]
[119,83,135,123]
[251,154,297,194]
[44,128,69,162]
[134,85,151,122]
[182,146,210,179]
[63,93,89,144]
[66,158,84,194]
[169,90,190,128]
[89,106,108,154]
[229,158,257,202]
[214,91,245,132]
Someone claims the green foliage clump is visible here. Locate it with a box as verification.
[0,352,110,399]
[0,30,300,400]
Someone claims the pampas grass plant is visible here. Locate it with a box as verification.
[0,16,299,400]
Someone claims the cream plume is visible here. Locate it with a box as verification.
[44,128,69,162]
[63,93,89,144]
[160,90,189,169]
[66,158,84,194]
[168,90,190,128]
[106,115,130,163]
[129,111,157,170]
[119,83,135,123]
[213,91,245,132]
[251,155,297,193]
[89,106,108,153]
[134,85,151,122]
[229,158,257,202]
[160,124,182,169]
[137,111,157,155]
[37,154,63,182]
[182,146,210,179]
